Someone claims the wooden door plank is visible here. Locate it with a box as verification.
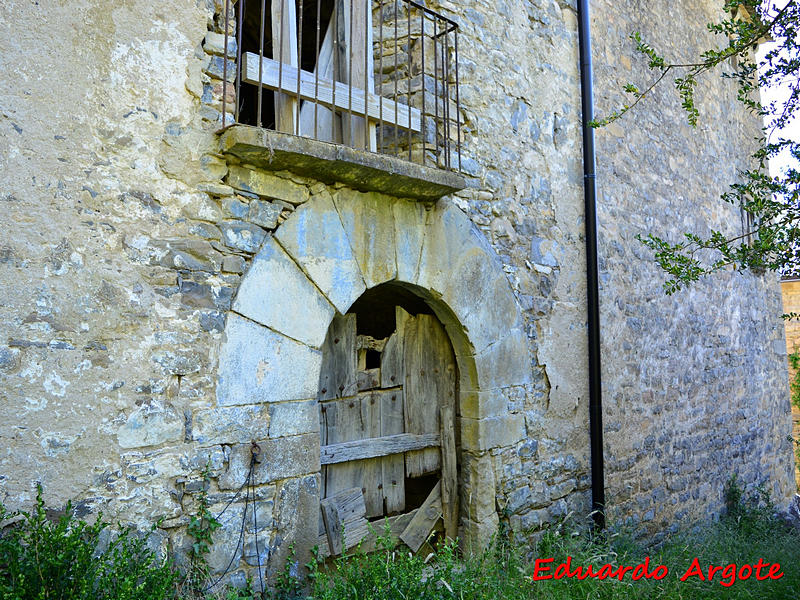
[440,404,458,540]
[316,507,419,558]
[320,487,369,556]
[321,432,439,464]
[357,368,381,391]
[322,393,383,517]
[399,481,442,552]
[380,306,410,388]
[427,317,458,540]
[270,0,299,133]
[318,313,358,402]
[403,314,442,476]
[379,388,405,513]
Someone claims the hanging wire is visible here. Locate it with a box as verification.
[202,454,257,594]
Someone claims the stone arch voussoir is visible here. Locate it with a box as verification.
[216,192,531,550]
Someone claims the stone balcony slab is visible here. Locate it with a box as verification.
[219,125,465,201]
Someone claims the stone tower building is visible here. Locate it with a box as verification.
[0,0,795,584]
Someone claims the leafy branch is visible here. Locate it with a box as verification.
[595,0,800,293]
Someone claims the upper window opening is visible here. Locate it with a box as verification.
[220,0,462,172]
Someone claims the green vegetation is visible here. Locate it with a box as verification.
[0,485,179,600]
[302,484,800,600]
[1,478,797,599]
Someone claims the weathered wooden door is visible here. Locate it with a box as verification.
[316,306,457,556]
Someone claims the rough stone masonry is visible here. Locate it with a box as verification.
[0,0,795,585]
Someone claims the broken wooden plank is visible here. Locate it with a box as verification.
[399,481,442,552]
[357,335,387,352]
[357,368,381,391]
[242,52,422,132]
[321,433,439,464]
[379,389,405,513]
[320,487,369,556]
[315,508,419,558]
[318,313,358,401]
[380,306,410,388]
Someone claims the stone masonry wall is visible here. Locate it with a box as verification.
[0,0,795,587]
[592,0,796,539]
[0,0,591,582]
[780,280,800,488]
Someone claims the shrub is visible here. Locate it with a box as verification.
[0,486,179,600]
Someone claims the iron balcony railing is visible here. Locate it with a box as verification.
[220,0,461,172]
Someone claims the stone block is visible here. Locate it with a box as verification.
[193,405,270,444]
[221,254,245,274]
[248,199,281,229]
[392,198,427,283]
[269,475,320,574]
[222,197,249,219]
[459,452,497,522]
[219,220,267,253]
[147,239,224,272]
[227,166,310,205]
[460,413,526,452]
[333,189,397,288]
[231,236,334,348]
[245,500,275,533]
[275,194,366,313]
[217,314,322,406]
[416,201,492,295]
[269,400,318,438]
[204,31,237,57]
[244,533,273,566]
[458,514,499,554]
[458,389,508,420]
[203,55,236,82]
[218,434,319,489]
[205,504,244,574]
[473,328,532,390]
[117,402,184,449]
[448,258,523,354]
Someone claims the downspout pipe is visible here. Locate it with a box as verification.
[577,0,606,530]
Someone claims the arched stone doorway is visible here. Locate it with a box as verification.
[215,188,531,565]
[317,283,459,556]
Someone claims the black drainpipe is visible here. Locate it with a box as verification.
[577,0,605,530]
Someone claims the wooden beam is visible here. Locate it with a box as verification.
[399,481,442,552]
[242,52,422,132]
[321,433,440,465]
[270,0,299,133]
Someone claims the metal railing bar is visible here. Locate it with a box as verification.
[420,7,425,167]
[454,28,461,172]
[236,0,245,122]
[222,0,230,127]
[407,2,411,161]
[364,0,369,150]
[315,0,321,138]
[393,0,398,156]
[297,0,304,135]
[378,0,384,154]
[348,0,353,145]
[258,0,266,127]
